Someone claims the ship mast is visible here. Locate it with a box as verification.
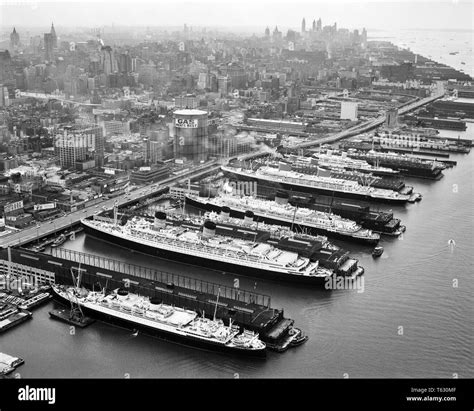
[213,288,220,321]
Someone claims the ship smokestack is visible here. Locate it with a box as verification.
[275,190,289,205]
[221,206,231,219]
[244,210,254,225]
[202,220,216,238]
[326,149,333,156]
[341,152,347,159]
[154,211,167,230]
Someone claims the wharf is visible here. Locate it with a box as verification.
[0,247,301,352]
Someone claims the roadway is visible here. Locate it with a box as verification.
[0,161,219,248]
[295,92,445,149]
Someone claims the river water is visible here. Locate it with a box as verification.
[2,41,473,380]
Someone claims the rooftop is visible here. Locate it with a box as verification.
[174,109,208,116]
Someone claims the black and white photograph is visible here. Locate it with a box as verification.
[0,0,472,408]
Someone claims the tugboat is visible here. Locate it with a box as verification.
[51,234,67,248]
[372,246,384,258]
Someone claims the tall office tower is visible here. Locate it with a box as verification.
[317,18,322,31]
[301,18,306,33]
[265,27,270,37]
[217,75,230,97]
[10,28,20,50]
[44,33,53,61]
[50,23,57,49]
[100,46,118,75]
[55,124,104,169]
[312,20,316,31]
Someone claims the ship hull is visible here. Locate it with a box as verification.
[81,222,335,286]
[185,196,379,245]
[222,169,408,204]
[50,287,266,358]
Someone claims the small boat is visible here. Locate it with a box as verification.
[51,234,67,248]
[372,246,384,258]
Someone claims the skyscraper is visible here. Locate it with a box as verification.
[50,23,57,49]
[312,20,316,31]
[44,33,53,61]
[100,46,118,75]
[317,18,322,31]
[10,28,20,50]
[301,18,306,33]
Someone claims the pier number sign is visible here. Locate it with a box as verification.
[175,118,198,128]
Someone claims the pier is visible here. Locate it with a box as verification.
[0,247,299,350]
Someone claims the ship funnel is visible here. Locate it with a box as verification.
[244,210,254,225]
[326,149,333,156]
[221,206,231,219]
[341,151,347,159]
[154,211,167,230]
[275,190,289,205]
[202,220,216,238]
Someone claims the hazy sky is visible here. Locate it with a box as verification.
[1,0,473,32]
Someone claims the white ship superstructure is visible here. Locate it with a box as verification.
[52,285,266,354]
[81,217,334,280]
[186,194,379,242]
[221,165,409,202]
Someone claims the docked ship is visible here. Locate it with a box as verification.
[338,147,445,179]
[286,193,406,236]
[177,210,365,279]
[272,154,411,194]
[185,193,380,245]
[221,164,410,204]
[307,150,400,176]
[81,213,335,286]
[51,285,267,357]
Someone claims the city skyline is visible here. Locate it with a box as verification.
[1,0,473,31]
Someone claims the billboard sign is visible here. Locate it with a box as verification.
[175,118,198,128]
[34,203,56,211]
[4,200,24,214]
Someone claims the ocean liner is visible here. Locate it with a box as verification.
[338,147,445,179]
[221,165,410,204]
[174,210,365,278]
[51,285,266,357]
[308,150,400,176]
[81,213,335,285]
[185,193,380,245]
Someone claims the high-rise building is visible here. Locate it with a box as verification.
[100,46,118,75]
[175,94,199,109]
[312,20,316,31]
[217,75,230,97]
[225,62,247,90]
[317,18,322,31]
[54,124,104,169]
[173,109,208,164]
[50,23,57,49]
[10,28,20,50]
[265,27,270,37]
[0,85,10,107]
[44,33,53,61]
[301,18,306,33]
